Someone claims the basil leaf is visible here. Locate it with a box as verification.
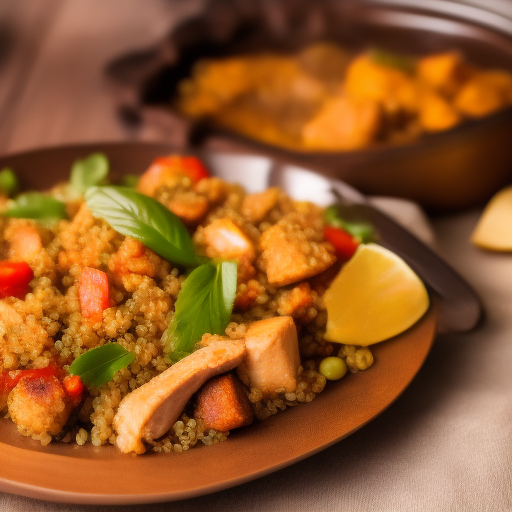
[369,47,416,74]
[323,205,373,243]
[70,153,109,195]
[69,343,135,387]
[85,186,199,267]
[164,261,237,362]
[4,192,67,221]
[0,168,19,197]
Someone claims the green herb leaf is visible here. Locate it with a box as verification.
[120,174,139,189]
[164,261,238,362]
[4,192,67,221]
[0,168,19,197]
[369,47,416,74]
[70,153,109,195]
[323,205,373,243]
[69,343,135,387]
[85,186,199,267]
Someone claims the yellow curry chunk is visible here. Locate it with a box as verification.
[302,96,381,150]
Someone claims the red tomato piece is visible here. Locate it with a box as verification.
[79,267,110,323]
[154,155,210,183]
[137,155,210,196]
[0,364,62,397]
[323,226,360,260]
[63,375,84,400]
[0,261,34,299]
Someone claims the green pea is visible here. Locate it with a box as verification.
[319,356,348,380]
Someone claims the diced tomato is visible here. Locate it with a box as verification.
[137,155,210,196]
[154,156,210,183]
[79,267,110,323]
[0,261,33,299]
[323,226,360,260]
[63,375,84,400]
[0,364,62,397]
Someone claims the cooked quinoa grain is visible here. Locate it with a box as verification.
[0,155,374,452]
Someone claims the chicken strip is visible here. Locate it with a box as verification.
[113,339,246,454]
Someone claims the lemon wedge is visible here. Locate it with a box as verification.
[471,186,512,251]
[324,243,429,346]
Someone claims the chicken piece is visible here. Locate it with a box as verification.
[260,225,336,286]
[108,237,160,278]
[237,316,300,394]
[417,52,469,96]
[113,339,246,454]
[0,300,23,329]
[166,192,209,225]
[242,188,280,223]
[202,219,256,262]
[454,72,512,117]
[6,223,42,261]
[194,373,253,431]
[418,91,461,132]
[302,95,381,151]
[7,374,75,438]
[277,282,313,317]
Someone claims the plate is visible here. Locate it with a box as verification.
[0,143,438,505]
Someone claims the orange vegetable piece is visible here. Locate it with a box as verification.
[0,261,33,299]
[79,267,110,323]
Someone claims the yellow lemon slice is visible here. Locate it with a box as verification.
[324,243,429,346]
[471,185,512,251]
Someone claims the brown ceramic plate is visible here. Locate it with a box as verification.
[0,143,438,505]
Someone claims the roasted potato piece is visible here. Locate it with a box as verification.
[194,373,253,431]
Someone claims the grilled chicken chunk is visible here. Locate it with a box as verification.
[113,339,246,454]
[237,316,300,394]
[8,375,74,438]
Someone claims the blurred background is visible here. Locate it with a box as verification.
[0,0,203,155]
[3,0,512,210]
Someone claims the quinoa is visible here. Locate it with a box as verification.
[0,167,373,452]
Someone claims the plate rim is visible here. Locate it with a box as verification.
[0,142,438,505]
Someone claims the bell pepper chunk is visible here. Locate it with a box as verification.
[323,226,360,260]
[0,261,33,299]
[79,267,110,323]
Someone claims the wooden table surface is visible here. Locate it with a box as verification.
[0,0,203,156]
[1,2,512,512]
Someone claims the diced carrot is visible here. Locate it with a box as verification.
[0,261,33,299]
[323,226,360,260]
[63,375,84,402]
[137,155,210,196]
[79,267,110,323]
